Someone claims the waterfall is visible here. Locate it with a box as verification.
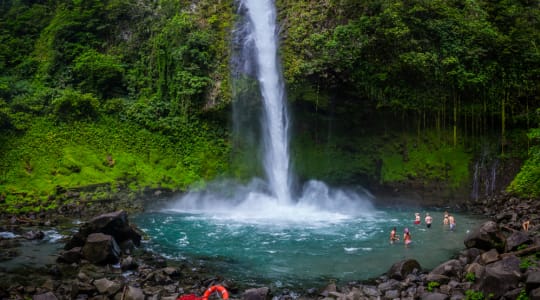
[471,149,498,201]
[236,0,292,203]
[167,0,374,219]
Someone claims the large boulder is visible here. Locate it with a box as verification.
[526,271,540,292]
[505,231,532,252]
[32,292,58,300]
[57,247,82,264]
[473,255,521,299]
[478,249,499,265]
[421,292,449,300]
[387,259,421,280]
[93,278,122,296]
[243,287,269,300]
[464,221,506,252]
[459,248,484,265]
[65,210,142,250]
[465,262,485,280]
[429,259,462,278]
[82,233,121,264]
[124,286,145,300]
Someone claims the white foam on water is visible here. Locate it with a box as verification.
[166,179,376,224]
[0,232,18,239]
[43,229,64,243]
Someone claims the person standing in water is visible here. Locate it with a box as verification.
[403,228,412,247]
[414,213,421,225]
[390,227,399,244]
[425,213,433,228]
[443,211,449,226]
[448,214,456,231]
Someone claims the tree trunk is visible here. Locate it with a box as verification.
[501,91,506,155]
[453,93,457,147]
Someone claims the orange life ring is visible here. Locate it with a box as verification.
[202,285,229,300]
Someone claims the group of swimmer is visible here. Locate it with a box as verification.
[390,211,456,247]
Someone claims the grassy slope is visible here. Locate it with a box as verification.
[0,116,229,213]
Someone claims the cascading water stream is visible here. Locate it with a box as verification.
[243,0,292,204]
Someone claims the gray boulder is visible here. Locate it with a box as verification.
[526,271,540,292]
[506,231,532,252]
[57,247,82,264]
[430,259,462,278]
[464,262,485,280]
[531,287,540,300]
[32,292,58,300]
[474,255,521,299]
[464,221,506,252]
[425,274,450,285]
[93,278,122,295]
[65,210,142,251]
[459,248,483,265]
[387,259,421,280]
[421,292,449,300]
[124,286,145,300]
[243,287,269,300]
[478,249,499,265]
[82,233,120,264]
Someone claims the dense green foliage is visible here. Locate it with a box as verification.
[0,0,539,213]
[277,0,539,196]
[0,0,234,212]
[508,111,540,197]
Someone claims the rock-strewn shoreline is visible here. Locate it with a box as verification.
[0,192,539,300]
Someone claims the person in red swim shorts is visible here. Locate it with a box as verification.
[414,212,421,225]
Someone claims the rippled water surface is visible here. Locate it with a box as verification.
[133,206,484,288]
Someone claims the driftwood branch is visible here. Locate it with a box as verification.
[500,245,540,258]
[16,217,35,225]
[500,225,519,233]
[121,285,127,300]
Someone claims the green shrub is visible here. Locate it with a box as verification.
[465,271,476,282]
[52,89,99,122]
[427,281,440,292]
[517,289,529,300]
[520,257,535,269]
[72,49,125,99]
[465,290,485,300]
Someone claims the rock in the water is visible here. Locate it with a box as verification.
[82,233,120,264]
[57,247,82,264]
[387,259,421,280]
[65,210,142,251]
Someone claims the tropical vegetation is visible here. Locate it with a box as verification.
[0,0,538,213]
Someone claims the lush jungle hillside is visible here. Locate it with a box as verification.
[0,0,539,213]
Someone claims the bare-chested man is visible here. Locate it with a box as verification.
[425,213,433,228]
[448,214,455,231]
[390,227,399,244]
[443,211,449,226]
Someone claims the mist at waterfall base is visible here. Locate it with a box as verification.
[133,182,484,288]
